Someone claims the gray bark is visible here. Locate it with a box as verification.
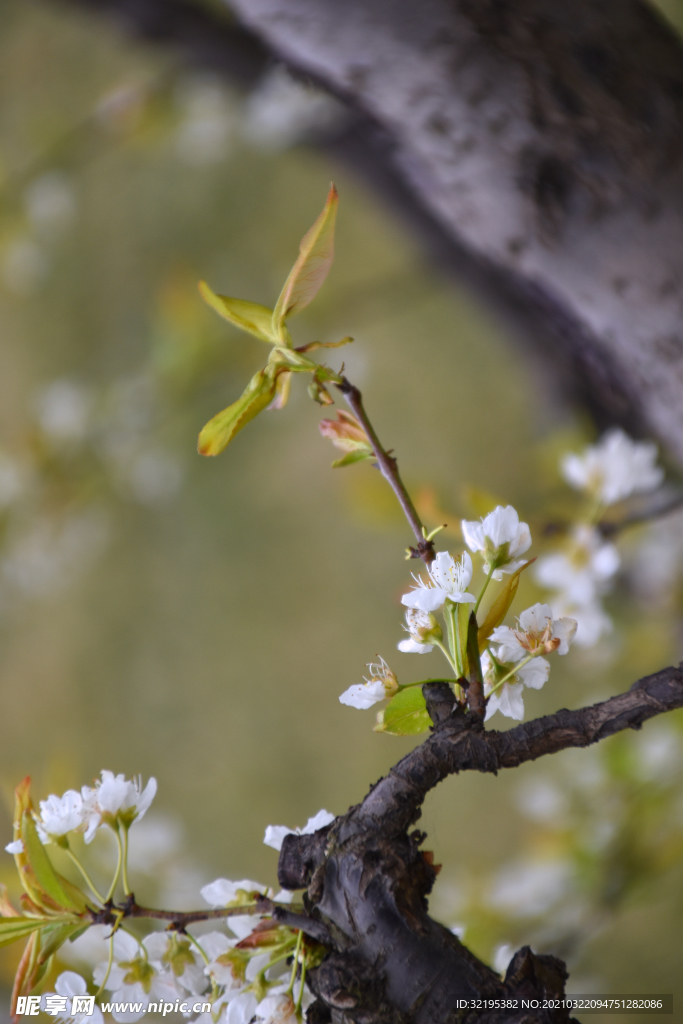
[228,0,683,467]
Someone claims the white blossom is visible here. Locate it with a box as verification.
[461,506,531,580]
[256,991,297,1023]
[143,932,207,994]
[36,790,85,842]
[263,809,335,852]
[398,607,441,654]
[491,603,576,660]
[339,656,398,708]
[401,551,475,612]
[93,931,180,1023]
[200,878,268,907]
[201,932,237,988]
[5,839,23,854]
[535,525,619,606]
[561,428,663,505]
[339,679,386,708]
[551,598,612,648]
[41,972,104,1024]
[482,649,550,722]
[81,771,157,842]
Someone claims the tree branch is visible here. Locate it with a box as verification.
[338,378,435,564]
[355,663,683,836]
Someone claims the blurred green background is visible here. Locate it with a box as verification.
[1,2,683,1021]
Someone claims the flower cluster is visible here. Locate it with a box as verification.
[5,771,157,854]
[338,504,577,725]
[536,430,664,646]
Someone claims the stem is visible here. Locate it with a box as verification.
[121,827,131,896]
[64,845,105,904]
[398,677,458,690]
[287,929,304,996]
[338,378,434,564]
[433,638,458,676]
[473,568,494,616]
[296,950,307,1016]
[89,895,303,930]
[486,653,536,698]
[105,827,124,904]
[95,934,115,998]
[187,933,210,966]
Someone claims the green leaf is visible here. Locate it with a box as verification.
[331,450,374,469]
[378,688,431,736]
[0,918,47,948]
[273,185,338,336]
[198,282,276,343]
[21,814,86,913]
[37,921,85,963]
[477,559,535,651]
[198,368,280,456]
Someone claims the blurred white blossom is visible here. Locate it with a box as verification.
[24,173,77,236]
[35,380,93,443]
[1,236,48,294]
[561,429,663,505]
[174,76,236,165]
[535,525,619,607]
[243,66,345,151]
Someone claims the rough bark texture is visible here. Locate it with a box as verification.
[227,0,683,468]
[277,666,683,1023]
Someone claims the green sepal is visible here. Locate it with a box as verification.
[21,814,87,914]
[376,687,431,736]
[198,282,276,343]
[0,918,48,948]
[198,368,280,456]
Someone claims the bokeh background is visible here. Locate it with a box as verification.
[2,2,683,1021]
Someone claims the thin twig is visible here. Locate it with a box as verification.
[89,894,302,930]
[338,377,434,564]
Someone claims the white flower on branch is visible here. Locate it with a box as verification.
[401,551,475,612]
[41,972,104,1024]
[482,649,550,722]
[561,428,663,505]
[461,505,531,580]
[535,525,620,606]
[200,878,268,907]
[5,839,23,854]
[81,771,157,842]
[256,991,298,1023]
[491,603,576,659]
[339,656,398,708]
[93,931,181,1023]
[36,790,85,843]
[397,608,441,654]
[263,809,335,852]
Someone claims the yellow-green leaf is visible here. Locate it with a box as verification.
[0,918,46,949]
[21,814,86,914]
[377,688,431,736]
[477,559,536,651]
[198,282,276,343]
[272,185,338,336]
[331,450,374,469]
[198,369,279,456]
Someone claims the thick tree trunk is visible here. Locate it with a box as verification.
[227,0,683,468]
[276,668,683,1023]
